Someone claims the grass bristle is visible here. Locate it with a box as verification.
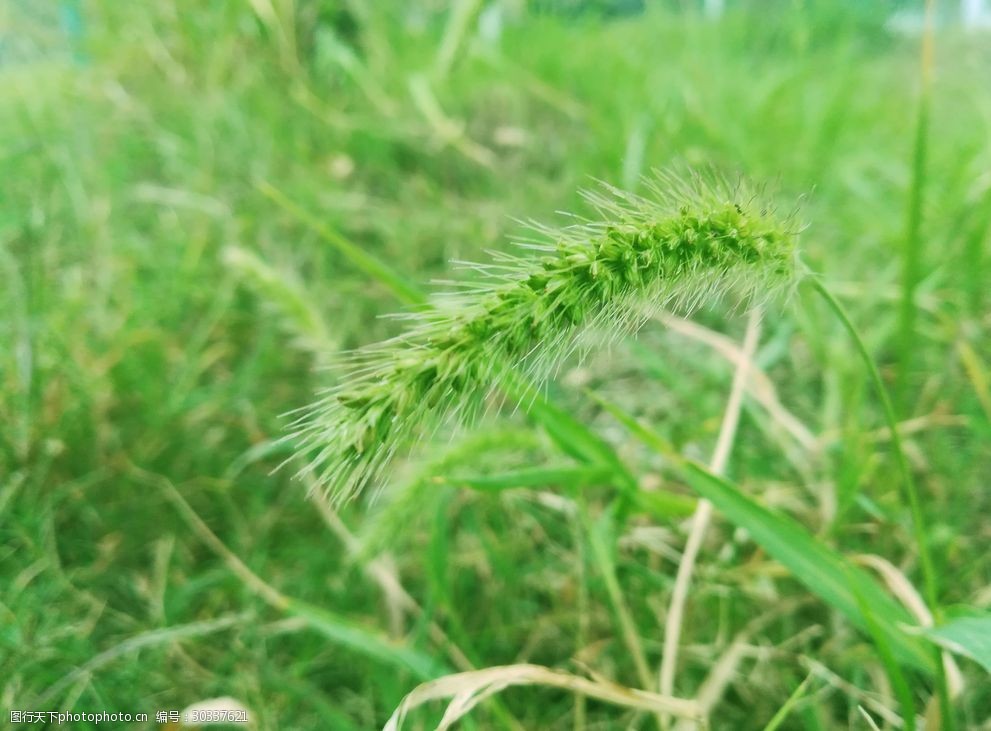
[291,170,800,501]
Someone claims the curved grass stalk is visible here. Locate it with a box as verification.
[811,278,953,729]
[292,170,800,501]
[383,663,702,731]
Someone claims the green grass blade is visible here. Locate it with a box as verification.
[919,613,991,674]
[762,674,814,731]
[514,382,700,518]
[811,279,953,720]
[632,489,697,520]
[853,573,917,729]
[579,390,696,519]
[680,461,935,673]
[286,598,443,680]
[592,388,934,672]
[257,180,427,307]
[585,388,676,457]
[445,463,695,517]
[503,374,639,492]
[811,281,938,604]
[580,503,655,693]
[896,0,935,409]
[440,465,613,492]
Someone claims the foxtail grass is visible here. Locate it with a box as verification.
[292,170,801,501]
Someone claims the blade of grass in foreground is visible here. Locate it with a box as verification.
[680,462,934,673]
[286,600,441,680]
[443,461,694,527]
[853,571,917,728]
[812,281,939,610]
[501,376,697,519]
[517,383,698,519]
[811,279,954,725]
[919,613,991,674]
[498,373,639,493]
[593,394,936,674]
[438,465,614,492]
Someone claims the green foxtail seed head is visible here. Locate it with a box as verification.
[292,169,800,501]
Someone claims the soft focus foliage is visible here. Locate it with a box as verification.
[1,2,989,729]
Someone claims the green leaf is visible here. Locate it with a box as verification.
[680,462,935,674]
[853,574,916,729]
[919,614,991,673]
[443,465,614,492]
[258,180,427,307]
[762,674,814,731]
[632,488,696,519]
[503,373,639,492]
[286,599,442,680]
[585,388,676,457]
[594,390,936,674]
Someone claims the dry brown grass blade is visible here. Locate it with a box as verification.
[383,664,703,731]
[671,599,808,731]
[956,339,991,422]
[854,554,965,698]
[815,413,968,451]
[659,310,762,725]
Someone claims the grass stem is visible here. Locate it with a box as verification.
[811,278,954,730]
[896,0,935,410]
[658,309,761,725]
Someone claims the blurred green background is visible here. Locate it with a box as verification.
[1,1,989,729]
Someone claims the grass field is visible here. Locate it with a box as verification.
[2,2,990,729]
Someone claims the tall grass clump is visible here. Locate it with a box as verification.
[292,171,801,500]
